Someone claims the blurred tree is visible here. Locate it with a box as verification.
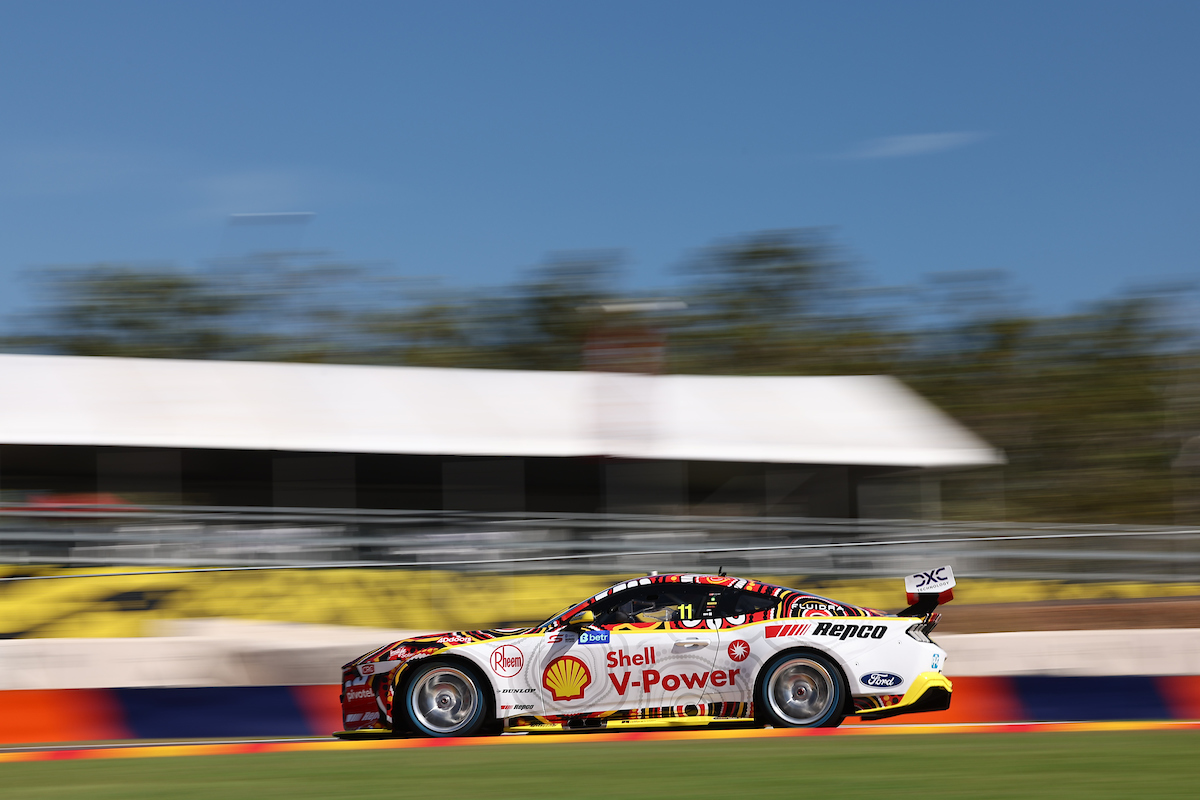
[10,254,375,363]
[355,253,619,371]
[353,253,619,370]
[488,253,621,371]
[11,264,254,359]
[904,291,1186,522]
[669,229,907,376]
[356,295,481,368]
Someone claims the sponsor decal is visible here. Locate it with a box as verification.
[605,648,656,669]
[356,660,400,678]
[499,688,536,693]
[904,566,955,595]
[860,671,904,688]
[727,640,750,662]
[542,656,592,701]
[546,632,577,643]
[389,645,431,661]
[799,602,841,617]
[345,687,375,702]
[608,668,742,696]
[345,711,380,723]
[812,622,887,640]
[345,674,369,688]
[579,630,610,645]
[438,635,473,645]
[490,644,525,678]
[932,653,942,671]
[499,704,535,711]
[765,623,812,638]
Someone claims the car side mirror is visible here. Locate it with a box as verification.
[566,610,595,628]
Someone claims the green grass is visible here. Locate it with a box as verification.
[3,732,1198,799]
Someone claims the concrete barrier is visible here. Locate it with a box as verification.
[938,629,1200,676]
[0,620,425,690]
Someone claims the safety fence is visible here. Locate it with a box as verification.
[1,504,1199,583]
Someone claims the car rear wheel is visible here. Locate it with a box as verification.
[757,650,847,728]
[401,660,488,737]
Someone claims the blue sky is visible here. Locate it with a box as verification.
[1,1,1197,320]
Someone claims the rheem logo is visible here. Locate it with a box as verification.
[490,645,524,678]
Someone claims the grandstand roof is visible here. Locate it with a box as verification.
[0,354,1001,467]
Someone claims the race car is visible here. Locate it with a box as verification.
[336,568,954,738]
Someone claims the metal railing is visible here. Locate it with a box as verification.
[1,504,1199,583]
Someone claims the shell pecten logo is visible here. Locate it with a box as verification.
[542,655,592,701]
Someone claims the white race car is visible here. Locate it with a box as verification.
[338,569,954,737]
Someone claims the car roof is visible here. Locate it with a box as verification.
[607,573,787,593]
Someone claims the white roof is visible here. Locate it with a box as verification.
[0,354,1000,467]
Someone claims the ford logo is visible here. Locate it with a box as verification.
[860,671,903,688]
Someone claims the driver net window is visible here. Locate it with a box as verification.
[723,589,783,617]
[591,585,727,625]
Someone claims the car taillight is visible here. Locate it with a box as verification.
[906,624,931,643]
[906,613,940,643]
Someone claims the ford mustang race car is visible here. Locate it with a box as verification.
[337,568,954,738]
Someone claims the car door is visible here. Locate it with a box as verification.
[537,582,728,716]
[708,588,787,704]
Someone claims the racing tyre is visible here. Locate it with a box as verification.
[401,660,488,737]
[756,650,847,728]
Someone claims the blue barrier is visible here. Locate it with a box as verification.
[114,686,319,739]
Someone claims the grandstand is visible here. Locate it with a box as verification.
[0,353,999,517]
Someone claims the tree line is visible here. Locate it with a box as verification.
[4,229,1198,524]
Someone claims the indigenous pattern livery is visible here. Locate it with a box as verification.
[336,569,954,738]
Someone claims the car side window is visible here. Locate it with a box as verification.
[589,585,727,625]
[720,589,782,617]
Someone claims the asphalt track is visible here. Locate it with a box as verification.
[3,720,1197,763]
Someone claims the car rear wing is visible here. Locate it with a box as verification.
[899,566,955,618]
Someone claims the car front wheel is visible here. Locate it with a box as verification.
[757,650,847,728]
[401,660,488,737]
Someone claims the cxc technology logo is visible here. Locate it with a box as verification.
[860,672,904,688]
[904,565,955,595]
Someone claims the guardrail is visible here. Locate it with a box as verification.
[2,505,1199,583]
